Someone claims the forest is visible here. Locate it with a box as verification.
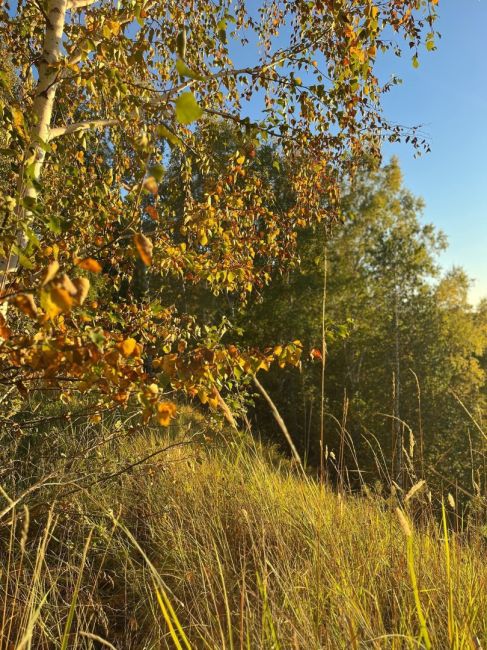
[0,0,486,648]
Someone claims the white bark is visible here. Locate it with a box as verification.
[49,118,118,140]
[1,0,68,284]
[67,0,97,8]
[27,0,69,198]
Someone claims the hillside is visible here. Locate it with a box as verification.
[1,409,485,649]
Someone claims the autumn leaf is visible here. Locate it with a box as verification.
[76,258,102,273]
[51,286,74,312]
[11,106,26,137]
[59,273,78,297]
[143,176,159,195]
[42,260,60,286]
[207,389,219,409]
[119,337,137,357]
[176,58,204,81]
[10,293,38,318]
[175,91,203,125]
[156,401,177,426]
[197,230,208,246]
[40,288,61,319]
[134,233,153,266]
[0,314,11,340]
[72,277,90,305]
[146,205,158,221]
[310,347,323,360]
[41,285,72,318]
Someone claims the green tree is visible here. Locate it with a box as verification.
[245,159,486,492]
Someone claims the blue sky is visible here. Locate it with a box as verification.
[232,1,486,303]
[378,0,487,303]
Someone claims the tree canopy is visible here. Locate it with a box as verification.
[0,0,439,424]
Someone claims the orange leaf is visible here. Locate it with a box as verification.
[50,286,74,312]
[310,348,323,360]
[146,205,158,221]
[10,293,38,318]
[134,233,153,266]
[0,314,10,339]
[76,258,102,273]
[156,401,177,426]
[120,337,137,357]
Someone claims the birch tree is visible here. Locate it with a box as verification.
[0,0,438,422]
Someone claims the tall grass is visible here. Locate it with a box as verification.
[0,410,486,648]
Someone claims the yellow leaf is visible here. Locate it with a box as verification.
[120,337,137,357]
[109,20,121,35]
[198,230,208,246]
[11,107,25,135]
[143,176,159,195]
[42,260,60,285]
[76,258,102,273]
[198,387,209,404]
[156,401,177,426]
[40,288,61,319]
[134,233,153,266]
[207,390,219,409]
[236,155,246,165]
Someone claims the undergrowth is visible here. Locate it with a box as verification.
[0,407,486,649]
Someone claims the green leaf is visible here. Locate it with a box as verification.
[22,196,37,209]
[176,58,204,81]
[12,245,34,269]
[156,124,183,149]
[24,226,40,251]
[88,328,106,349]
[216,18,227,43]
[148,163,164,182]
[175,92,204,125]
[47,214,62,234]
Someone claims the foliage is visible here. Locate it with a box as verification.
[0,0,439,422]
[243,158,487,492]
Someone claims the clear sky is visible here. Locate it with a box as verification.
[232,1,486,304]
[378,0,487,304]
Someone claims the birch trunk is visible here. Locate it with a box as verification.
[1,0,68,284]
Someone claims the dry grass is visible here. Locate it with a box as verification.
[0,410,486,649]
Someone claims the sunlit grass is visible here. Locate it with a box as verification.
[0,411,485,648]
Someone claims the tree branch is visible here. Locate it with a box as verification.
[49,118,119,139]
[67,0,98,9]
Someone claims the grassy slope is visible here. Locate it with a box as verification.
[0,409,486,649]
